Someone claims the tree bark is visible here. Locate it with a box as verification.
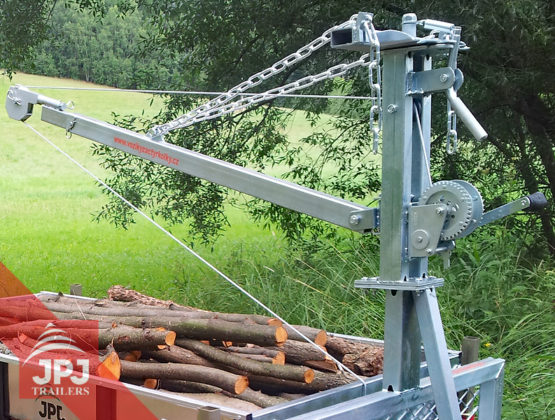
[247,370,356,394]
[176,339,314,384]
[284,325,327,346]
[119,360,248,395]
[51,312,287,347]
[106,286,281,326]
[0,324,175,352]
[222,346,285,365]
[43,300,280,326]
[160,379,288,408]
[266,340,331,365]
[143,346,217,368]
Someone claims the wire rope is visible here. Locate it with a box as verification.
[25,86,373,101]
[23,121,368,390]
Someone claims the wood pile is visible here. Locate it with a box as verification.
[0,286,383,410]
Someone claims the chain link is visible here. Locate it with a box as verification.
[446,103,457,154]
[148,16,363,138]
[164,54,371,129]
[362,19,382,154]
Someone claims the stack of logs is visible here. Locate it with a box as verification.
[0,286,383,411]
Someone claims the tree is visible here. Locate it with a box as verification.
[20,2,177,89]
[72,1,555,254]
[0,0,137,76]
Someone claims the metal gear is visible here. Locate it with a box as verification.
[418,180,473,240]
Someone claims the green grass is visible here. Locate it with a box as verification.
[1,73,552,419]
[0,73,285,301]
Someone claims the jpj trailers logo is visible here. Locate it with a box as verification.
[22,323,91,398]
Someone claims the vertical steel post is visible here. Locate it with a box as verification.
[380,13,462,419]
[380,13,421,392]
[478,368,504,420]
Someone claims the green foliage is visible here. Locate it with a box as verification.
[20,1,176,89]
[0,0,51,76]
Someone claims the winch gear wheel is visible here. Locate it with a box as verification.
[418,180,473,241]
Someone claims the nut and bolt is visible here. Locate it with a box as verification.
[439,73,449,83]
[349,215,361,225]
[387,104,398,113]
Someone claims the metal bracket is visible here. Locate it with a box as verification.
[406,67,455,95]
[408,203,448,258]
[355,275,444,291]
[349,208,380,232]
[5,85,66,122]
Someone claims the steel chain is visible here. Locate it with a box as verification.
[446,103,458,154]
[170,54,372,128]
[362,19,382,154]
[149,16,365,137]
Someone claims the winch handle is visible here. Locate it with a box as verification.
[446,87,487,141]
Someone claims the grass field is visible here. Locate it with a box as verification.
[1,73,553,419]
[0,73,290,301]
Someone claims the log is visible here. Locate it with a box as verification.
[325,336,381,358]
[99,326,176,350]
[222,346,285,365]
[325,336,384,376]
[119,351,142,362]
[51,313,287,347]
[279,392,306,401]
[342,347,383,376]
[108,285,187,309]
[142,347,217,368]
[43,300,280,326]
[176,339,314,384]
[248,370,356,394]
[161,380,288,409]
[232,353,281,365]
[267,341,331,365]
[303,359,338,373]
[160,379,220,394]
[284,325,327,346]
[163,390,261,412]
[121,377,159,389]
[120,360,248,395]
[0,324,175,352]
[222,388,288,409]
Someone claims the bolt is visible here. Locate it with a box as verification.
[439,73,449,83]
[416,235,424,243]
[426,248,434,256]
[387,104,398,113]
[349,215,361,225]
[436,207,445,216]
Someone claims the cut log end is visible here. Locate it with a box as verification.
[314,330,327,347]
[165,331,176,346]
[97,351,121,380]
[143,378,159,389]
[273,352,285,365]
[234,376,249,395]
[304,369,315,384]
[275,327,287,345]
[267,318,282,327]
